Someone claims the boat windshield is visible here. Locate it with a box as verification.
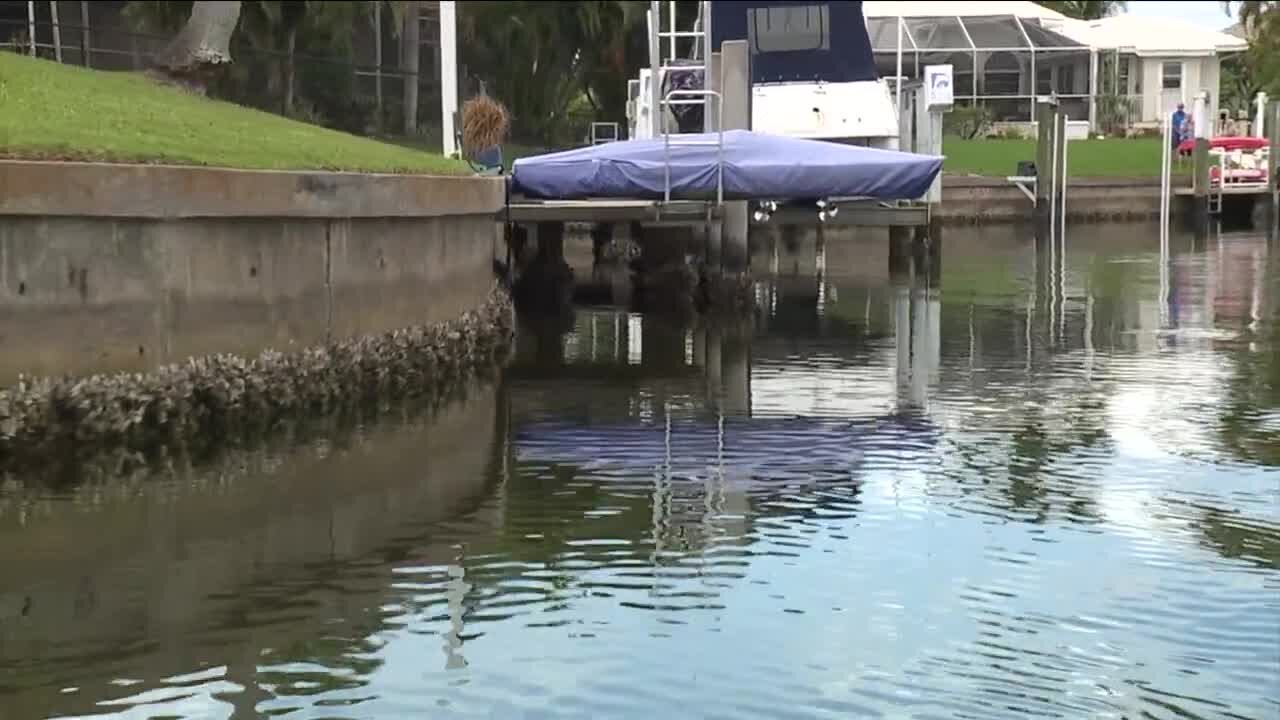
[712,0,879,84]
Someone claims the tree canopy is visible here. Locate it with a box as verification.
[1034,1,1127,20]
[1219,1,1280,111]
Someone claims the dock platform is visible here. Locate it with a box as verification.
[1173,185,1270,197]
[505,198,930,228]
[505,199,720,223]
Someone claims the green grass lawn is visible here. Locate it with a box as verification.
[942,137,1184,178]
[0,52,467,174]
[461,137,1180,180]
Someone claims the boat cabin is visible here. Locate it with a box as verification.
[710,0,900,146]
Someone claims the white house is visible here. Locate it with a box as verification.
[861,1,1248,131]
[1051,14,1247,128]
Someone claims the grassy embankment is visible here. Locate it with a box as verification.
[942,136,1184,178]
[0,52,466,174]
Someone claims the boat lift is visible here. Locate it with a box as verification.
[505,0,946,278]
[1158,91,1278,229]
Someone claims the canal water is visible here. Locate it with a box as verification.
[1,224,1277,719]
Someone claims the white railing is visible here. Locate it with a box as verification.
[661,89,724,205]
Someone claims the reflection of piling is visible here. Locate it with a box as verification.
[704,326,722,403]
[512,221,574,312]
[720,332,751,418]
[590,222,614,266]
[695,323,751,418]
[893,278,940,413]
[913,220,942,287]
[889,226,912,280]
[889,224,940,287]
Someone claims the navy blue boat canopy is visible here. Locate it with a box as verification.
[510,130,943,202]
[710,0,878,84]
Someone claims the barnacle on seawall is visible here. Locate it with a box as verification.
[0,285,515,473]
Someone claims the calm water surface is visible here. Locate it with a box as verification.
[1,224,1278,719]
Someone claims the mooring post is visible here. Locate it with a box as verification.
[1034,97,1058,227]
[1192,137,1211,230]
[1269,101,1279,231]
[705,51,722,135]
[720,39,750,273]
[1191,90,1212,232]
[705,50,724,270]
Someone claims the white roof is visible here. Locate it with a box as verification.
[1049,14,1249,56]
[861,1,1067,21]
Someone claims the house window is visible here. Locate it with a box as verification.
[1117,57,1130,95]
[1161,61,1182,89]
[748,4,830,53]
[1036,68,1052,95]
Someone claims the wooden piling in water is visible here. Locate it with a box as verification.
[1034,98,1058,226]
[720,40,751,273]
[1192,137,1212,230]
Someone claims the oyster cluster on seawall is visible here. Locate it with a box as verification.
[0,286,515,473]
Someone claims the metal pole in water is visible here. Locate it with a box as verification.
[1059,111,1068,239]
[1160,114,1172,250]
[1049,108,1058,241]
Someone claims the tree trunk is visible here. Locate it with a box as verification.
[154,1,242,83]
[402,0,421,135]
[283,25,297,116]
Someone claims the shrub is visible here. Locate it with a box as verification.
[945,104,994,139]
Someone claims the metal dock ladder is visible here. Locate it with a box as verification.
[649,1,724,209]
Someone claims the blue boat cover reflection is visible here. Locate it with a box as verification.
[515,413,942,484]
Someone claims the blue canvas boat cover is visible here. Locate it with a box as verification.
[510,130,942,201]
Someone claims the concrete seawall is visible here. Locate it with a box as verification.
[0,161,506,384]
[939,176,1166,224]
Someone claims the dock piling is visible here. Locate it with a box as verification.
[1192,137,1212,231]
[1034,98,1058,226]
[720,40,750,272]
[1269,101,1279,232]
[1190,90,1213,232]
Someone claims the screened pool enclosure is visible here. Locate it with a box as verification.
[865,14,1094,123]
